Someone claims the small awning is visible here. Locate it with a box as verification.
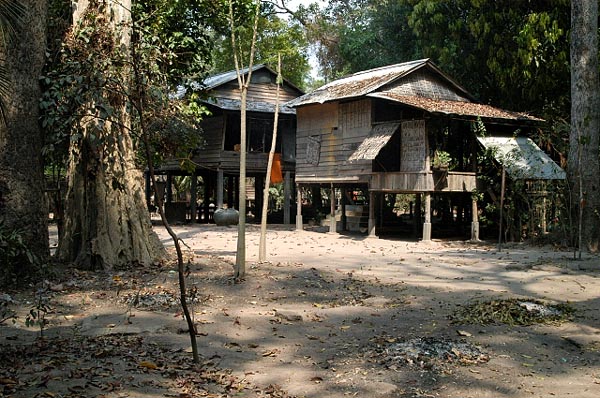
[477,136,566,180]
[203,97,297,114]
[348,122,400,161]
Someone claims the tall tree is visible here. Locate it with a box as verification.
[407,0,570,115]
[56,0,163,269]
[569,0,599,253]
[301,0,570,119]
[229,0,260,281]
[213,1,309,88]
[258,53,281,262]
[0,0,48,265]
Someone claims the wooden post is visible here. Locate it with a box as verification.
[329,183,336,234]
[233,176,239,210]
[227,176,234,208]
[144,171,152,209]
[203,173,211,223]
[422,192,431,241]
[283,171,291,224]
[296,183,303,230]
[255,176,264,219]
[414,193,422,237]
[312,186,322,209]
[166,173,173,204]
[471,195,480,242]
[541,182,548,234]
[216,168,224,208]
[498,167,506,250]
[190,171,197,223]
[368,190,376,238]
[341,185,347,231]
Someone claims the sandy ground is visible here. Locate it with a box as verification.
[1,224,600,398]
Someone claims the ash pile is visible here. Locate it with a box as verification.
[379,337,489,370]
[122,292,179,309]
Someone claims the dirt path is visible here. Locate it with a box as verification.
[2,224,600,397]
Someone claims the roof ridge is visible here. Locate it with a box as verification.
[348,58,430,78]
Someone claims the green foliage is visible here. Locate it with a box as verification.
[408,0,570,116]
[133,0,218,83]
[41,0,219,171]
[41,0,130,169]
[212,1,310,88]
[25,288,50,337]
[305,0,570,122]
[0,222,38,286]
[433,150,452,169]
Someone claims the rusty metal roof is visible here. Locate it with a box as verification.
[287,59,473,107]
[203,97,296,115]
[369,93,543,122]
[477,136,566,180]
[348,122,401,161]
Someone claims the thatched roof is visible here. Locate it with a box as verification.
[369,93,542,122]
[348,123,400,161]
[287,59,473,107]
[287,59,542,123]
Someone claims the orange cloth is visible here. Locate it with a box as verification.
[270,153,283,184]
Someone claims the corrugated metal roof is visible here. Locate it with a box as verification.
[348,122,400,161]
[203,97,296,114]
[370,93,543,122]
[203,64,264,89]
[286,59,474,107]
[477,136,566,180]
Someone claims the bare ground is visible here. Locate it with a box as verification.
[1,224,600,398]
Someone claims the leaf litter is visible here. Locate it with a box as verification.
[451,298,575,326]
[0,332,295,398]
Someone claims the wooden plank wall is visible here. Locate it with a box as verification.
[211,70,301,104]
[338,100,373,177]
[194,67,301,175]
[296,100,373,182]
[370,171,477,192]
[195,116,225,168]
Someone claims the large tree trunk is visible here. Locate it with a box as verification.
[0,0,49,262]
[57,0,163,269]
[569,0,600,252]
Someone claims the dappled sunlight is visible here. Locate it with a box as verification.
[5,224,600,397]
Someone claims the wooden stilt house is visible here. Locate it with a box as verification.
[286,59,564,240]
[148,65,303,223]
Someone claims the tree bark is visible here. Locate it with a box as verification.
[259,55,281,262]
[570,0,600,253]
[0,0,49,262]
[57,0,163,269]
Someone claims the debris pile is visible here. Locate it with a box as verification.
[0,294,16,325]
[377,337,489,370]
[452,298,574,326]
[124,292,178,308]
[122,290,203,309]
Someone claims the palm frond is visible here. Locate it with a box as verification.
[0,1,26,124]
[0,63,8,123]
[0,0,27,45]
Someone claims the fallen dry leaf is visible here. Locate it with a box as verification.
[138,360,158,370]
